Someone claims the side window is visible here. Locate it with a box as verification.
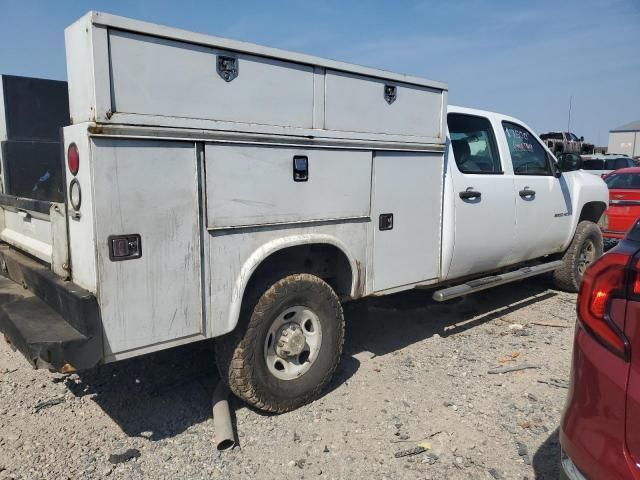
[502,122,552,175]
[448,113,502,174]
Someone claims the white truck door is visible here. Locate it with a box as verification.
[445,112,517,279]
[500,121,573,259]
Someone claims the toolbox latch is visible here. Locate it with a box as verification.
[217,55,238,82]
[108,234,142,261]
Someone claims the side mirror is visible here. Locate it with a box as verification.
[557,153,582,172]
[580,136,584,142]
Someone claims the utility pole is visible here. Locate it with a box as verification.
[567,95,572,133]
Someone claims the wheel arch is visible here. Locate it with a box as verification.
[578,201,607,224]
[225,235,360,334]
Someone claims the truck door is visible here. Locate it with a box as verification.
[445,112,517,279]
[501,121,572,260]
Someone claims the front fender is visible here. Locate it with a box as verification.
[562,170,608,250]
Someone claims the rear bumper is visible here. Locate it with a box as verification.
[0,244,102,370]
[560,449,587,480]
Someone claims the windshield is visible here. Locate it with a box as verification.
[605,173,640,189]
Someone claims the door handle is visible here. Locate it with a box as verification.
[459,188,481,200]
[519,188,536,199]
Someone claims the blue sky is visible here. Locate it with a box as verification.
[1,0,638,145]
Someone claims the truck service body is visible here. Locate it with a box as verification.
[0,12,608,412]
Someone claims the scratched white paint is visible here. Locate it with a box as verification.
[64,12,448,145]
[205,144,372,228]
[91,139,202,355]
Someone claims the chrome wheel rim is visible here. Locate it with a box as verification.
[577,239,596,276]
[263,306,322,381]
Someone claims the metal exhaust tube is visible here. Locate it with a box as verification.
[212,381,235,451]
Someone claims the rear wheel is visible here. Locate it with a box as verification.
[553,221,603,292]
[215,273,344,413]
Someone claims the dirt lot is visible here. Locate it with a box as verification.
[0,277,576,479]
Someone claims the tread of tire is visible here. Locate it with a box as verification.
[215,273,344,413]
[553,220,603,292]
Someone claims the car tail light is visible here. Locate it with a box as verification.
[631,257,640,297]
[577,252,630,359]
[67,143,79,175]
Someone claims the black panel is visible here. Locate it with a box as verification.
[1,140,64,202]
[2,75,69,141]
[0,245,103,370]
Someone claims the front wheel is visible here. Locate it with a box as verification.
[552,221,603,292]
[215,273,344,413]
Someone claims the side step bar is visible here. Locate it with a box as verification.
[431,260,564,302]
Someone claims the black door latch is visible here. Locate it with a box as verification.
[293,156,309,182]
[109,234,142,261]
[379,213,394,231]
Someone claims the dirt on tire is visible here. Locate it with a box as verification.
[215,273,345,413]
[553,220,603,292]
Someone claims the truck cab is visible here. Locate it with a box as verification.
[444,107,607,283]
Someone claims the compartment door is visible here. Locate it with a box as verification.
[109,30,314,129]
[373,152,443,291]
[204,144,372,228]
[92,139,203,356]
[324,70,444,140]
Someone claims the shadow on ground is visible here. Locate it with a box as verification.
[65,278,558,441]
[533,427,561,479]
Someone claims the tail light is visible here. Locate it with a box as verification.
[577,252,631,359]
[632,257,640,297]
[67,143,79,175]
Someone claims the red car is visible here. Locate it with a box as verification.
[560,219,640,479]
[602,167,640,245]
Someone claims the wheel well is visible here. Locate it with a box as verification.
[245,244,354,298]
[579,201,607,224]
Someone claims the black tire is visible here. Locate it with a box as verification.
[215,273,344,413]
[552,221,603,292]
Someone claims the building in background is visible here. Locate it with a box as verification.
[608,120,640,157]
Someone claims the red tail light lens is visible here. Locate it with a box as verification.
[632,257,640,296]
[67,143,79,176]
[577,252,630,358]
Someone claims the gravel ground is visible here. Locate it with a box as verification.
[0,277,576,479]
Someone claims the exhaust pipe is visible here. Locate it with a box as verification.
[212,381,235,451]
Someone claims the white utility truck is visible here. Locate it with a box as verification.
[0,12,607,412]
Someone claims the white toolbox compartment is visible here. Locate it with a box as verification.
[205,144,372,229]
[65,12,448,145]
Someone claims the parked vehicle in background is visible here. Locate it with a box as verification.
[600,167,640,247]
[581,153,636,177]
[540,131,593,155]
[560,219,640,480]
[0,11,609,414]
